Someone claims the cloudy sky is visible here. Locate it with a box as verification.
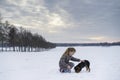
[0,0,120,43]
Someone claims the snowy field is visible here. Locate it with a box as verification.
[0,46,120,80]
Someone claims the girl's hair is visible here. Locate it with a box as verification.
[63,47,76,56]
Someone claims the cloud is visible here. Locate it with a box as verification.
[0,0,120,43]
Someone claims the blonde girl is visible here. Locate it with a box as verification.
[59,47,83,73]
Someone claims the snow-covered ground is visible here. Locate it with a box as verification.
[0,46,120,80]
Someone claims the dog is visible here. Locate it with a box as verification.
[74,60,90,73]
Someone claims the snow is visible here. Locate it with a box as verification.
[0,46,120,80]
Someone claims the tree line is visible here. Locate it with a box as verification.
[0,13,56,52]
[56,42,120,47]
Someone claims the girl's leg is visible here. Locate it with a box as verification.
[68,62,74,69]
[60,68,71,73]
[59,62,74,73]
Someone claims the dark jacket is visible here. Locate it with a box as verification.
[59,54,80,68]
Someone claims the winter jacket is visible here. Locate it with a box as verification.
[59,54,80,68]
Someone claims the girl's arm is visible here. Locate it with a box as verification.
[71,56,80,62]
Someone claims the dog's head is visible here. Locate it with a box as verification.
[74,66,81,73]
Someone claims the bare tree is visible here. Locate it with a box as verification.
[0,13,4,51]
[8,26,17,51]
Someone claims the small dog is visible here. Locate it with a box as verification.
[74,60,90,73]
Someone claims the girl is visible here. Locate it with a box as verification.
[59,47,83,73]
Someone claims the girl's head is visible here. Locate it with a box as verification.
[64,47,76,56]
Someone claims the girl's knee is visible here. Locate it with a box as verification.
[69,62,74,68]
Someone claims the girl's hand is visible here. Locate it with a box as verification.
[80,60,85,62]
[67,65,71,69]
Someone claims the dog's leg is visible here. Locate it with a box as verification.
[86,66,90,72]
[88,68,90,72]
[87,67,90,72]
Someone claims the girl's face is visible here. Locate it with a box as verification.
[69,51,75,56]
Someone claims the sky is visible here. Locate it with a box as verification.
[0,0,120,43]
